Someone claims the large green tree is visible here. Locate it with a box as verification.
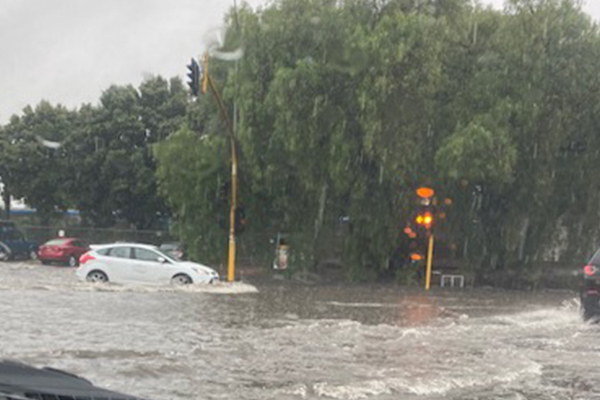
[156,0,600,282]
[66,76,187,228]
[1,101,75,224]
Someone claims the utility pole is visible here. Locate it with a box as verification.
[207,55,238,283]
[416,187,435,290]
[188,0,242,282]
[425,231,434,290]
[190,52,238,283]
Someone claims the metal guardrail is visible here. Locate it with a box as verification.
[441,274,465,288]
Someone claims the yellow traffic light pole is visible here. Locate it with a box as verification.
[415,187,435,291]
[202,53,238,283]
[425,232,434,290]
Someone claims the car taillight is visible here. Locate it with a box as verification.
[79,252,95,265]
[584,265,597,276]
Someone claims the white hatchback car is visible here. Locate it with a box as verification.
[76,243,219,285]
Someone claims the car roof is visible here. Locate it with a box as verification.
[91,242,158,250]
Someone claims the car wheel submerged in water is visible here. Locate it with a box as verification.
[68,255,78,267]
[87,270,109,283]
[171,274,192,285]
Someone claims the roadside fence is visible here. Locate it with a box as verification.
[19,225,173,246]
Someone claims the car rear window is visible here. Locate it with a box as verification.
[45,239,69,246]
[96,248,110,256]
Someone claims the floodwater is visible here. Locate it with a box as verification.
[0,262,598,400]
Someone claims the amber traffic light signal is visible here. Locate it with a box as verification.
[416,211,433,229]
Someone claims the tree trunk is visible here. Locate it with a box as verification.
[518,217,530,261]
[314,183,328,242]
[312,182,328,268]
[2,187,10,220]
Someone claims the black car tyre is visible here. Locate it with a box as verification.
[41,260,51,265]
[171,274,192,285]
[86,270,108,283]
[68,255,78,267]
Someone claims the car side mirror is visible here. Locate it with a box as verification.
[157,257,168,264]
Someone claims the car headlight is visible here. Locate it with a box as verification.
[191,267,208,275]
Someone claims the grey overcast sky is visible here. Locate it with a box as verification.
[0,0,598,123]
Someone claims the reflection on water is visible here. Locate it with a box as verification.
[0,262,596,400]
[402,295,442,326]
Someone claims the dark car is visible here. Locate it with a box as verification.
[0,360,144,400]
[159,242,187,260]
[0,220,38,261]
[581,248,600,320]
[38,237,89,267]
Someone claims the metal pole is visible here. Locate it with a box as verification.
[207,74,237,283]
[227,137,237,282]
[425,233,434,290]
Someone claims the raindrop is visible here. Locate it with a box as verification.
[211,48,244,61]
[36,136,62,149]
[203,25,244,62]
[203,26,227,50]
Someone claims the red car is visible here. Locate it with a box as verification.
[38,238,89,267]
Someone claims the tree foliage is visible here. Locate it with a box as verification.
[0,77,186,228]
[155,0,600,281]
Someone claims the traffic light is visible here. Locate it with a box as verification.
[410,252,424,261]
[234,207,246,235]
[186,58,200,96]
[423,212,433,227]
[415,211,433,230]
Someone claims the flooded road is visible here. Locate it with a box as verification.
[0,262,597,400]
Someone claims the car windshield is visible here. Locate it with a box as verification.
[2,1,600,400]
